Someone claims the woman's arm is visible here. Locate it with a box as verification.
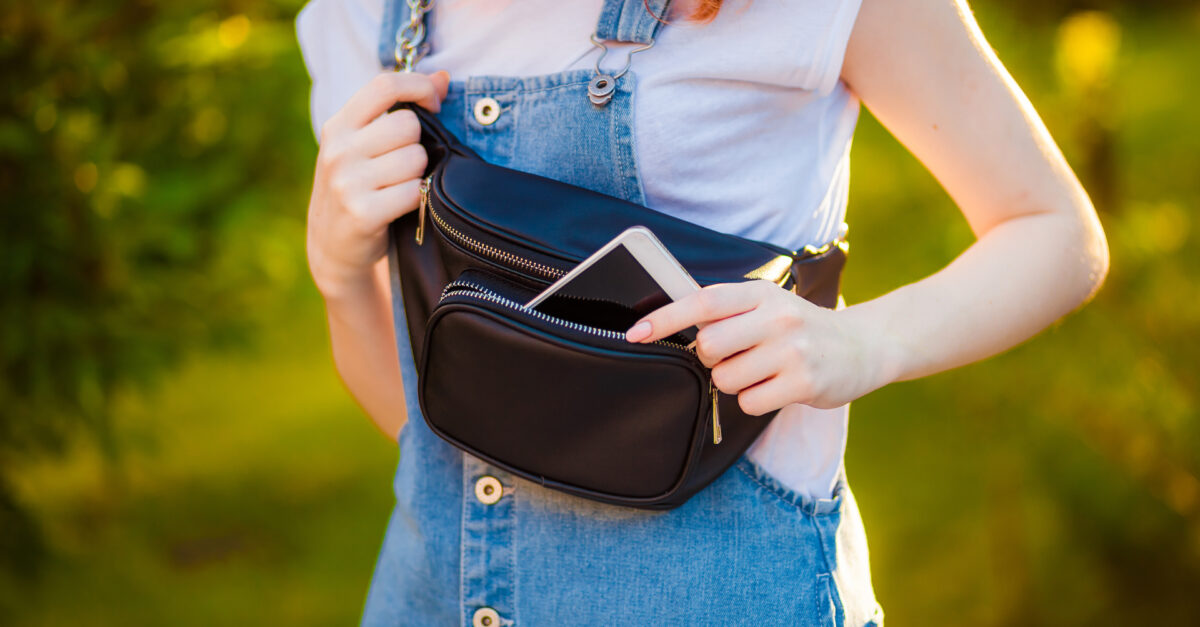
[321,258,406,440]
[838,0,1109,381]
[625,0,1109,414]
[307,71,450,440]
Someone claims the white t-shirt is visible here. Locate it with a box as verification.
[298,0,863,501]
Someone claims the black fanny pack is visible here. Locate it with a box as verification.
[389,102,847,509]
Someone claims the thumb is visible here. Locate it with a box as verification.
[431,70,451,103]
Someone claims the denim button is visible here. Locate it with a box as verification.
[472,606,500,627]
[473,97,501,125]
[474,476,503,505]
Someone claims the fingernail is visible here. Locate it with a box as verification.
[625,320,651,342]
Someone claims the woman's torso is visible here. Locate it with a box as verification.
[297,1,882,624]
[300,0,861,504]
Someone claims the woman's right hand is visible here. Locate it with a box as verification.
[306,70,451,301]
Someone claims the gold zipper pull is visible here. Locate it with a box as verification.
[710,378,723,445]
[415,175,432,245]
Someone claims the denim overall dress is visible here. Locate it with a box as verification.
[366,1,885,625]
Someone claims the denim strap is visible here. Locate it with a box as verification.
[378,0,671,68]
[594,0,671,44]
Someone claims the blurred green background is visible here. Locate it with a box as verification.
[1,0,1197,624]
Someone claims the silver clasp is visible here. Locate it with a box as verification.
[587,34,654,107]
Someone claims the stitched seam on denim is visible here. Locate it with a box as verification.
[818,573,845,627]
[465,80,592,97]
[736,460,810,514]
[807,512,837,582]
[606,85,626,203]
[461,70,594,92]
[510,478,519,627]
[626,72,649,206]
[736,457,845,518]
[596,0,666,43]
[508,100,521,167]
[829,488,867,627]
[459,453,468,627]
[595,0,624,41]
[620,72,645,204]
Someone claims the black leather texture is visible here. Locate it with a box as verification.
[422,271,707,504]
[388,102,847,509]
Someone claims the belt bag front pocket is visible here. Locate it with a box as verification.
[418,271,717,509]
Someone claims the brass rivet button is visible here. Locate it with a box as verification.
[472,606,501,627]
[473,97,501,125]
[474,475,503,505]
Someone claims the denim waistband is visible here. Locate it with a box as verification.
[736,456,847,517]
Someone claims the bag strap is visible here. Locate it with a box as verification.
[388,101,479,164]
[393,0,432,72]
[380,0,429,70]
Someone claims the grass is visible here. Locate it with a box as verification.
[7,298,397,626]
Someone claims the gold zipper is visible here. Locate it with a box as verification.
[710,378,722,445]
[422,185,564,280]
[415,175,431,246]
[424,179,725,446]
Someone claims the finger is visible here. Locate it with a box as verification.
[627,282,765,343]
[334,72,441,132]
[362,144,428,189]
[692,307,776,366]
[431,70,450,102]
[356,108,423,158]
[360,178,423,226]
[709,344,783,395]
[735,375,794,417]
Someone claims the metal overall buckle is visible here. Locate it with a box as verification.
[587,34,654,107]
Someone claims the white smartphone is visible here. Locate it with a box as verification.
[524,226,702,341]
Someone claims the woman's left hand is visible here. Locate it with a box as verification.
[625,280,897,414]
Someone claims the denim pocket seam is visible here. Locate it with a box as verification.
[735,456,842,517]
[817,572,846,627]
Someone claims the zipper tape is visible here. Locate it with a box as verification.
[418,176,565,281]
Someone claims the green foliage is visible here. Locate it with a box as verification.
[0,0,314,580]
